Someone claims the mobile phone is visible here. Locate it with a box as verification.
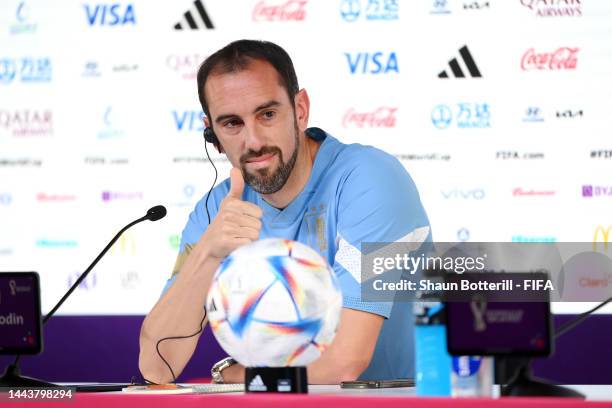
[340,379,415,389]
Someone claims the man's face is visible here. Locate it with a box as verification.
[204,59,300,194]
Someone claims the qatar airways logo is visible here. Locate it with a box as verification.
[252,0,307,22]
[342,107,397,128]
[521,47,579,71]
[520,0,582,17]
[0,109,52,137]
[165,54,207,80]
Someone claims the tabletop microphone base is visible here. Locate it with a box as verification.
[245,366,307,394]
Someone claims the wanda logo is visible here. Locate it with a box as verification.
[342,107,397,128]
[521,47,579,70]
[252,0,307,21]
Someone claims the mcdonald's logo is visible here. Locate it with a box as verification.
[593,225,611,252]
[111,232,136,255]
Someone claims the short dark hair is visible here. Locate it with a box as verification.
[197,39,300,122]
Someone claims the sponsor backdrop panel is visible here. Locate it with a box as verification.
[2,0,612,383]
[1,0,612,314]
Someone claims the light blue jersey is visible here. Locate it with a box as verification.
[167,127,431,380]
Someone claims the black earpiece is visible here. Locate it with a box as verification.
[203,127,219,145]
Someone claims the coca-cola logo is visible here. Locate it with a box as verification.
[521,47,579,70]
[342,107,397,128]
[253,0,307,22]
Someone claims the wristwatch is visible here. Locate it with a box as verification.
[211,357,237,384]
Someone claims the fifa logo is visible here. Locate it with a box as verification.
[593,225,611,252]
[470,296,487,332]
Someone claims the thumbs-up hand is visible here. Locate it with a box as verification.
[227,167,245,199]
[199,168,263,260]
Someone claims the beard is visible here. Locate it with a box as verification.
[239,123,299,195]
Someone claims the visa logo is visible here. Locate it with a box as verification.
[85,3,136,26]
[172,110,205,132]
[345,52,399,74]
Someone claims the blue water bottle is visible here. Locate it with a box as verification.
[414,298,452,396]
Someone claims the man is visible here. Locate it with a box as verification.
[139,39,431,384]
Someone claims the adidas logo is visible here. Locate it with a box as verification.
[208,298,217,312]
[248,374,267,392]
[174,0,214,30]
[438,45,482,78]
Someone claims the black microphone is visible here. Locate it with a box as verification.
[1,206,167,388]
[43,205,167,324]
[146,205,167,222]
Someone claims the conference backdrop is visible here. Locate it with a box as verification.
[1,0,611,317]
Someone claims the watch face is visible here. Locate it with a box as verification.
[212,357,235,383]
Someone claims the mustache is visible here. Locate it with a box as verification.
[240,146,283,164]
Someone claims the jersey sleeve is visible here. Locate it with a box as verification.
[161,180,230,295]
[332,146,432,318]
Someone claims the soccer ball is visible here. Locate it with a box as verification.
[206,238,343,367]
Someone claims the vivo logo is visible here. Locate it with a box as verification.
[84,3,136,26]
[173,110,205,132]
[442,189,485,200]
[345,52,399,74]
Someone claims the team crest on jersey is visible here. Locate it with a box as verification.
[305,204,328,253]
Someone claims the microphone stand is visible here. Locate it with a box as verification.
[500,295,612,398]
[0,206,166,387]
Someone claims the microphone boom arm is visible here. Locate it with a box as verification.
[43,215,148,324]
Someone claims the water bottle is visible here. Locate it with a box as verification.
[414,279,452,396]
[451,356,495,397]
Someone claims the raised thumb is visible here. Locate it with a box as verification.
[228,167,245,199]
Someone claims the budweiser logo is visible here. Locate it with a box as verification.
[342,107,397,128]
[37,193,77,202]
[521,47,579,71]
[512,188,556,197]
[253,0,307,22]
